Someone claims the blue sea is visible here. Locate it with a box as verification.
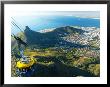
[11,15,100,34]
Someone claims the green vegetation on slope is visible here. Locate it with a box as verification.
[11,47,100,77]
[11,26,100,77]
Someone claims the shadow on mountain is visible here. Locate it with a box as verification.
[31,56,95,77]
[24,26,88,48]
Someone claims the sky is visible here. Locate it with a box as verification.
[7,4,100,18]
[11,11,100,19]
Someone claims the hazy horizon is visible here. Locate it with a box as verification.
[11,11,100,34]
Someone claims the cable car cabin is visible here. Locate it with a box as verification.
[16,56,36,69]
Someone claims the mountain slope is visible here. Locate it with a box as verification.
[23,26,87,48]
[12,26,99,49]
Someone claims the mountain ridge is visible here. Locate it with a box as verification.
[24,26,88,48]
[12,26,99,49]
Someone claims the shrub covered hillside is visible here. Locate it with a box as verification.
[11,47,100,77]
[11,26,100,77]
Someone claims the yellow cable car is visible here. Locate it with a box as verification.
[16,57,36,69]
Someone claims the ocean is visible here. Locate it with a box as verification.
[11,15,100,34]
